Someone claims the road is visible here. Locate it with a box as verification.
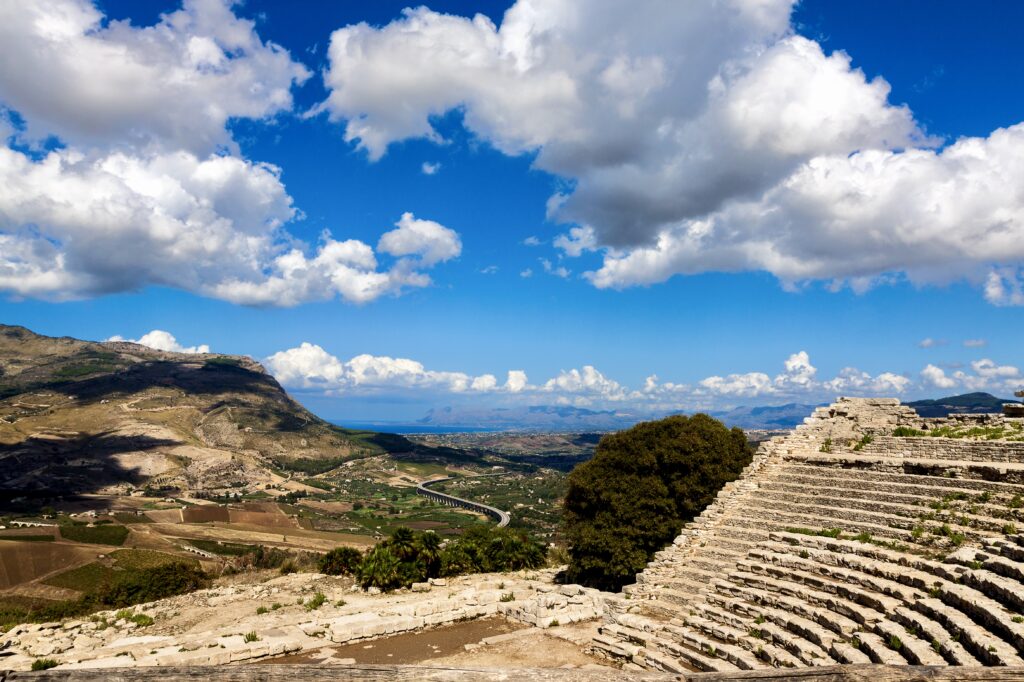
[416,474,511,527]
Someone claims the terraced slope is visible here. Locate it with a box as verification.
[594,398,1024,674]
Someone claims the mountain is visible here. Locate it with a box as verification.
[709,403,824,430]
[417,404,645,431]
[906,392,1020,418]
[0,325,414,501]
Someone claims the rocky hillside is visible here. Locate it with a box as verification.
[0,325,413,500]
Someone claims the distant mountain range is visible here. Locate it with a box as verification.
[417,405,643,431]
[905,392,1020,418]
[709,403,824,430]
[416,392,1023,432]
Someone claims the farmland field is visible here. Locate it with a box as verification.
[0,542,99,589]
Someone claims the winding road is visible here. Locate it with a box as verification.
[416,474,511,528]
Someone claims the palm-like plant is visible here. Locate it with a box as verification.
[357,545,401,590]
[416,531,443,578]
[386,526,418,562]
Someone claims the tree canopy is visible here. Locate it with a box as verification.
[562,413,752,591]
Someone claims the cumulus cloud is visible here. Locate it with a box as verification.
[106,329,210,354]
[319,0,1024,304]
[0,145,457,304]
[264,343,1022,410]
[267,344,535,398]
[377,212,462,267]
[542,365,630,402]
[523,236,542,247]
[421,161,441,175]
[921,364,956,389]
[0,0,309,154]
[0,1,463,307]
[918,338,947,349]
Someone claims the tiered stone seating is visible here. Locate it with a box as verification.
[593,397,1024,673]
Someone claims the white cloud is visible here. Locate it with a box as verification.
[519,268,533,278]
[0,1,464,307]
[0,0,309,154]
[0,145,457,305]
[523,236,542,247]
[821,368,910,395]
[421,161,442,175]
[963,338,987,348]
[921,364,956,389]
[479,265,499,275]
[540,258,570,279]
[505,370,528,393]
[377,212,462,267]
[318,0,1024,304]
[264,342,1022,410]
[775,351,817,389]
[918,338,947,349]
[542,365,630,402]
[985,268,1024,306]
[266,343,492,394]
[553,226,597,257]
[106,329,209,354]
[699,371,774,398]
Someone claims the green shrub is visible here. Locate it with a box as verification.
[562,414,752,591]
[358,525,545,592]
[319,546,364,576]
[32,658,59,671]
[256,606,269,615]
[93,562,209,608]
[852,435,874,452]
[893,427,926,437]
[244,631,259,643]
[305,592,326,611]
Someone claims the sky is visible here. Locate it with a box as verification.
[0,0,1022,423]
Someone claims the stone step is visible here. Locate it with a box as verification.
[751,543,925,603]
[889,606,982,667]
[750,488,1011,535]
[872,618,946,665]
[776,463,1024,497]
[703,592,838,667]
[854,630,910,665]
[763,477,1024,524]
[913,597,1024,666]
[719,571,860,638]
[730,506,912,542]
[735,557,897,622]
[708,584,843,663]
[782,452,1024,480]
[685,601,804,669]
[765,532,1024,661]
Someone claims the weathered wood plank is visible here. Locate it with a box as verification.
[8,665,1024,682]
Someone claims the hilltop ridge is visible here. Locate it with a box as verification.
[0,325,414,502]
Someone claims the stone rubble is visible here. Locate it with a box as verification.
[0,569,605,672]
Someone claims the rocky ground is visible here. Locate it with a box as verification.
[0,569,614,672]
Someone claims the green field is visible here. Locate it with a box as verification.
[187,540,257,556]
[59,524,129,546]
[43,562,116,592]
[110,549,198,570]
[0,535,54,542]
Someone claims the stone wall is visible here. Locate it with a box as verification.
[859,436,1024,464]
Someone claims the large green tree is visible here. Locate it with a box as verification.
[562,413,752,591]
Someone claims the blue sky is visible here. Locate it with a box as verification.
[0,0,1022,422]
